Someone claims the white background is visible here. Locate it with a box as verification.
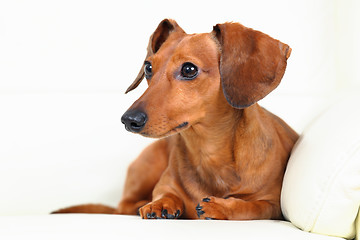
[0,0,359,215]
[1,0,360,95]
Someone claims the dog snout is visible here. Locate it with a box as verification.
[121,109,148,133]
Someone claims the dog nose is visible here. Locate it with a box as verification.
[121,109,148,133]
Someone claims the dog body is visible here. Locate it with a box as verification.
[119,104,297,220]
[53,19,298,220]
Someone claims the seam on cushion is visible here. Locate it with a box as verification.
[306,138,360,234]
[356,208,360,240]
[303,155,336,231]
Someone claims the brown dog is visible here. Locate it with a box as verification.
[53,19,298,220]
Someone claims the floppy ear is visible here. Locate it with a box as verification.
[212,23,291,108]
[125,19,185,93]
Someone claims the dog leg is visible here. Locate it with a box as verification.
[137,165,186,219]
[138,193,184,219]
[116,139,169,215]
[195,196,281,220]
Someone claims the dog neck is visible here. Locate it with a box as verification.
[179,97,245,166]
[177,98,254,195]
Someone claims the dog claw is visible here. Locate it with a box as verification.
[175,210,180,218]
[145,212,158,219]
[196,203,206,217]
[161,209,168,218]
[160,209,177,219]
[195,204,202,211]
[197,210,205,217]
[205,217,215,220]
[167,214,175,219]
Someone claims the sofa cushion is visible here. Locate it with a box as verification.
[281,95,360,239]
[0,214,345,240]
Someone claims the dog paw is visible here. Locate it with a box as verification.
[196,197,228,220]
[139,197,182,219]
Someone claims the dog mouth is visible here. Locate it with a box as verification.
[174,122,188,130]
[141,121,189,138]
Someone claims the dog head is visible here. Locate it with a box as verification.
[121,19,291,138]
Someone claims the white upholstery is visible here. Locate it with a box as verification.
[281,96,360,239]
[0,215,345,240]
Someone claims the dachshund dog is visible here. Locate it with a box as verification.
[53,19,298,220]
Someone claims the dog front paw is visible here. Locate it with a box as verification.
[196,197,228,220]
[139,197,183,219]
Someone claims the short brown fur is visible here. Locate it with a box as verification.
[53,19,298,220]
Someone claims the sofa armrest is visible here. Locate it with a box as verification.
[281,95,360,239]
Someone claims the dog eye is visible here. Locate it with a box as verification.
[144,61,152,79]
[181,62,198,80]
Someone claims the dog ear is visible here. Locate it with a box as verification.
[212,23,291,108]
[125,19,185,93]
